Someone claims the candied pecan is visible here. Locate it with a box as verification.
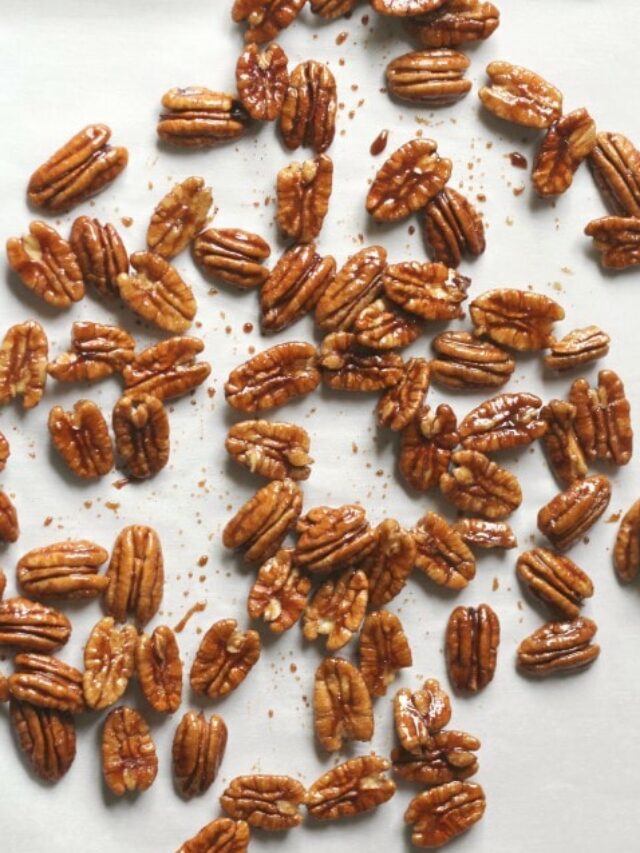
[319,331,404,391]
[117,251,197,333]
[479,61,562,128]
[399,404,458,492]
[306,755,395,820]
[303,568,368,651]
[223,479,302,563]
[441,449,522,519]
[315,245,386,331]
[412,512,475,589]
[276,155,333,244]
[112,394,170,480]
[452,519,517,550]
[430,330,515,390]
[82,617,137,710]
[193,228,271,288]
[517,617,600,676]
[470,288,564,350]
[517,548,593,619]
[8,653,84,714]
[537,474,611,550]
[7,221,84,308]
[176,818,250,853]
[445,604,500,693]
[532,108,596,197]
[0,597,70,652]
[280,60,336,153]
[393,678,452,752]
[147,177,213,259]
[354,299,421,351]
[313,657,373,751]
[0,431,9,470]
[236,42,289,121]
[247,549,310,632]
[173,711,228,798]
[69,216,128,297]
[49,400,114,479]
[386,49,471,105]
[48,322,135,383]
[310,0,358,16]
[27,124,127,212]
[359,610,412,696]
[105,525,163,627]
[373,0,446,13]
[17,540,109,600]
[405,781,486,847]
[0,321,49,408]
[0,490,20,543]
[614,500,640,583]
[459,392,546,453]
[226,420,313,481]
[584,215,640,270]
[102,706,158,795]
[190,619,261,698]
[10,700,75,782]
[424,187,485,267]
[158,87,249,147]
[136,626,182,714]
[0,569,6,599]
[540,400,587,487]
[412,0,500,48]
[392,731,480,785]
[569,369,633,465]
[0,669,8,702]
[360,519,417,607]
[383,262,469,320]
[377,358,430,431]
[294,503,376,574]
[261,243,335,333]
[589,131,640,216]
[366,139,452,221]
[221,775,305,830]
[123,337,210,401]
[225,342,320,412]
[545,326,610,372]
[232,0,305,43]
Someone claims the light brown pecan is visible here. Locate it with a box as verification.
[412,0,500,48]
[452,518,517,550]
[276,155,333,243]
[0,490,19,543]
[479,61,562,128]
[232,0,305,43]
[306,755,396,820]
[383,262,469,320]
[459,392,546,453]
[319,331,405,391]
[8,653,84,713]
[17,540,109,600]
[445,604,500,693]
[359,610,412,696]
[123,337,211,402]
[69,216,128,297]
[424,187,485,267]
[310,0,358,17]
[367,139,452,221]
[532,108,596,197]
[393,678,452,752]
[470,288,564,350]
[136,625,182,714]
[589,131,640,216]
[221,775,305,830]
[413,512,476,589]
[112,394,170,480]
[247,549,310,632]
[315,245,387,332]
[223,479,302,563]
[0,431,9,471]
[280,60,336,153]
[102,706,158,795]
[313,656,373,751]
[584,215,640,269]
[392,731,480,785]
[48,400,113,479]
[545,326,610,371]
[386,49,471,105]
[441,449,522,519]
[614,500,640,583]
[173,711,228,798]
[405,781,486,847]
[0,597,70,652]
[147,177,213,259]
[158,87,250,147]
[303,568,368,651]
[176,819,250,853]
[354,299,421,351]
[399,404,458,492]
[105,525,164,627]
[540,400,587,487]
[190,619,261,699]
[193,228,271,288]
[225,342,320,412]
[27,124,127,212]
[569,369,633,465]
[117,251,197,333]
[517,617,600,676]
[517,548,593,619]
[48,322,135,383]
[7,221,84,308]
[82,617,137,710]
[360,519,417,607]
[236,42,289,121]
[377,358,430,431]
[226,421,313,481]
[430,330,515,389]
[10,700,76,782]
[0,321,48,410]
[537,474,611,551]
[294,503,377,574]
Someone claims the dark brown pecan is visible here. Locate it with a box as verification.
[412,0,500,48]
[48,400,114,479]
[310,0,358,17]
[445,604,500,693]
[452,519,517,549]
[10,700,76,782]
[532,108,596,197]
[157,88,250,147]
[394,678,452,752]
[0,432,9,471]
[226,420,313,481]
[105,525,164,627]
[102,706,158,795]
[589,131,640,216]
[69,216,128,297]
[386,49,470,106]
[313,656,373,751]
[278,156,333,243]
[173,711,228,798]
[122,336,210,401]
[82,617,137,710]
[0,320,48,410]
[405,781,486,847]
[479,61,563,128]
[147,177,213,259]
[441,449,522,519]
[303,568,368,651]
[0,490,19,543]
[430,330,515,389]
[27,124,127,212]
[319,332,405,391]
[540,400,587,487]
[280,60,336,153]
[383,261,469,320]
[190,619,261,698]
[569,369,633,465]
[517,548,593,619]
[48,322,135,383]
[614,500,640,583]
[377,357,430,431]
[354,299,421,351]
[424,187,485,267]
[517,617,600,676]
[399,404,458,492]
[112,394,170,480]
[315,245,387,332]
[412,512,476,589]
[359,610,412,697]
[175,818,249,853]
[247,549,310,632]
[236,42,289,121]
[223,479,302,563]
[17,540,109,600]
[117,251,197,333]
[459,392,546,453]
[294,503,376,574]
[470,288,564,350]
[225,342,320,412]
[584,215,640,270]
[544,326,610,371]
[0,598,70,652]
[193,228,271,288]
[537,474,611,551]
[136,625,182,713]
[8,653,84,713]
[261,243,335,333]
[221,775,305,830]
[232,0,305,43]
[306,755,396,821]
[373,0,447,14]
[360,519,417,607]
[392,730,480,785]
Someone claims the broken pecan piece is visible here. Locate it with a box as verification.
[7,221,84,308]
[386,49,471,105]
[173,711,228,798]
[359,610,412,696]
[69,216,128,297]
[0,490,19,543]
[393,678,452,752]
[537,474,611,550]
[614,500,640,583]
[569,369,633,465]
[102,706,158,795]
[399,404,458,492]
[540,400,587,487]
[354,299,421,351]
[441,449,522,519]
[589,131,640,216]
[117,251,197,333]
[236,42,288,121]
[225,342,320,412]
[105,525,164,627]
[48,322,135,383]
[392,731,480,785]
[479,61,562,128]
[532,108,596,197]
[10,699,76,782]
[112,394,169,480]
[136,625,183,713]
[48,400,114,479]
[0,597,70,652]
[158,87,249,147]
[413,512,476,589]
[294,503,376,574]
[360,519,417,607]
[319,331,405,391]
[516,548,594,619]
[190,619,261,699]
[226,420,313,481]
[459,392,546,453]
[247,549,310,632]
[17,540,109,600]
[470,288,564,350]
[430,330,515,389]
[584,215,640,269]
[517,617,600,676]
[123,336,211,401]
[276,155,333,243]
[315,245,386,331]
[176,818,249,853]
[405,781,486,847]
[82,617,137,710]
[412,0,500,48]
[314,656,373,751]
[223,479,302,563]
[306,755,395,820]
[445,604,500,693]
[377,357,430,431]
[8,653,84,714]
[232,0,305,43]
[424,187,485,267]
[303,568,368,651]
[383,261,469,320]
[452,518,517,550]
[193,227,271,288]
[544,326,610,371]
[280,60,336,153]
[147,177,213,259]
[220,775,305,830]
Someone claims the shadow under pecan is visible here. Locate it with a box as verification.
[517,548,594,620]
[544,326,610,372]
[193,227,271,288]
[102,706,158,796]
[392,730,480,786]
[0,321,47,409]
[412,512,476,589]
[479,60,562,128]
[517,617,600,676]
[220,775,305,830]
[261,243,335,333]
[540,400,587,487]
[399,404,458,492]
[359,610,413,697]
[306,755,396,820]
[136,625,183,713]
[319,331,405,391]
[303,567,368,651]
[569,369,633,466]
[172,710,228,798]
[112,394,170,480]
[117,251,197,333]
[377,357,430,431]
[354,299,422,351]
[470,288,565,350]
[232,0,305,43]
[411,0,500,49]
[105,524,164,627]
[386,48,471,105]
[315,245,387,332]
[17,539,109,600]
[360,518,417,607]
[226,420,313,481]
[584,215,640,269]
[48,322,135,383]
[82,616,137,710]
[445,603,500,693]
[69,216,129,297]
[225,342,320,412]
[9,653,84,714]
[0,490,19,543]
[223,479,302,563]
[459,392,546,453]
[10,699,76,783]
[588,131,640,217]
[294,503,376,574]
[537,474,611,551]
[424,187,485,267]
[441,449,522,519]
[383,261,469,320]
[393,678,452,754]
[430,330,515,390]
[158,87,250,147]
[313,656,373,751]
[236,42,289,121]
[614,499,640,583]
[452,518,517,550]
[49,400,114,479]
[532,108,596,197]
[147,177,213,259]
[190,618,261,699]
[247,549,311,632]
[405,780,486,848]
[123,336,211,402]
[280,59,337,153]
[176,818,250,853]
[0,597,70,653]
[276,154,333,243]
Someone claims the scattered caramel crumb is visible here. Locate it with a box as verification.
[606,511,622,524]
[198,555,209,567]
[43,516,53,527]
[105,501,120,512]
[207,387,216,398]
[290,663,297,674]
[507,151,528,169]
[121,216,133,228]
[336,31,348,45]
[243,322,254,333]
[492,577,499,591]
[112,478,130,490]
[84,500,93,509]
[174,601,207,633]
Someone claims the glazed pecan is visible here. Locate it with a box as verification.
[319,332,405,391]
[105,525,164,627]
[225,342,320,412]
[112,394,170,480]
[315,245,386,332]
[0,669,8,701]
[306,755,395,820]
[452,518,517,550]
[589,131,640,216]
[386,49,471,105]
[470,288,564,350]
[220,775,305,830]
[441,449,522,519]
[280,60,336,153]
[8,653,84,713]
[136,625,182,714]
[584,215,640,269]
[117,251,197,333]
[261,242,335,333]
[226,421,313,481]
[123,337,211,402]
[424,187,485,267]
[373,0,447,13]
[405,781,486,847]
[445,604,500,693]
[102,706,158,795]
[383,262,469,320]
[393,678,452,752]
[276,155,333,243]
[360,519,417,607]
[517,548,593,619]
[614,500,640,583]
[0,568,6,599]
[377,357,430,431]
[399,404,458,492]
[354,299,421,351]
[10,700,76,782]
[359,610,412,697]
[190,619,261,698]
[313,657,373,751]
[479,61,562,128]
[0,431,8,470]
[0,490,19,543]
[193,228,271,288]
[303,568,368,651]
[147,177,213,259]
[310,0,358,17]
[459,392,546,453]
[236,42,288,121]
[294,503,376,574]
[430,330,515,389]
[17,540,109,600]
[83,617,136,710]
[27,124,127,212]
[158,88,249,147]
[173,711,228,798]
[0,597,70,653]
[517,617,600,676]
[537,474,611,550]
[413,512,475,589]
[540,400,587,487]
[247,549,310,632]
[223,479,302,563]
[176,818,250,853]
[392,731,480,785]
[48,322,135,383]
[366,139,452,221]
[532,108,596,197]
[569,369,633,465]
[7,221,84,308]
[412,0,500,48]
[545,326,610,372]
[48,400,113,479]
[232,0,305,43]
[69,216,128,297]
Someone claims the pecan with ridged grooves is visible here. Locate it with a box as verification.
[236,42,289,121]
[377,357,430,431]
[8,653,84,714]
[392,730,480,785]
[190,619,261,699]
[280,60,337,153]
[517,617,600,676]
[123,337,211,401]
[360,519,417,607]
[158,88,249,147]
[147,177,213,259]
[399,404,458,492]
[445,604,500,693]
[225,342,320,412]
[412,0,500,48]
[405,781,486,848]
[383,261,469,320]
[584,216,640,269]
[48,400,113,479]
[452,519,517,550]
[223,479,302,563]
[393,678,452,752]
[232,0,305,43]
[303,568,368,651]
[479,61,562,128]
[532,108,596,197]
[470,288,564,350]
[136,625,182,713]
[10,700,76,782]
[0,597,70,652]
[313,656,373,751]
[430,330,515,389]
[412,512,476,589]
[276,155,333,243]
[173,711,228,798]
[424,187,485,267]
[48,322,135,383]
[7,221,84,308]
[310,0,358,17]
[105,525,164,627]
[102,706,158,795]
[0,490,19,543]
[540,400,587,487]
[319,331,405,391]
[315,245,386,331]
[112,394,169,480]
[569,369,633,465]
[193,228,271,288]
[69,216,128,297]
[441,449,522,519]
[354,299,421,351]
[294,503,376,574]
[17,540,109,600]
[226,420,313,481]
[614,500,640,583]
[459,392,546,453]
[544,326,610,371]
[117,251,197,333]
[386,49,471,105]
[82,617,137,710]
[247,549,310,632]
[0,321,47,409]
[176,819,249,853]
[359,610,412,696]
[537,474,611,550]
[306,755,396,820]
[517,548,593,619]
[220,775,305,830]
[589,131,640,216]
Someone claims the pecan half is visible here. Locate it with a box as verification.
[225,342,320,412]
[517,548,593,619]
[117,251,197,333]
[82,617,137,710]
[280,60,337,153]
[48,322,135,383]
[147,177,213,259]
[306,755,395,820]
[17,540,109,600]
[424,187,485,267]
[303,568,368,651]
[0,597,70,653]
[310,0,358,17]
[540,400,587,487]
[158,87,249,147]
[226,420,313,481]
[10,700,76,782]
[470,288,564,350]
[136,625,182,713]
[294,503,376,574]
[412,0,500,48]
[315,245,386,331]
[405,781,486,847]
[27,124,127,212]
[430,330,515,389]
[392,731,480,785]
[584,215,640,269]
[220,775,305,830]
[614,500,640,583]
[537,474,611,550]
[360,519,417,607]
[445,604,500,693]
[359,610,412,697]
[373,0,447,14]
[589,131,640,216]
[0,432,9,471]
[377,357,430,431]
[413,512,476,589]
[386,49,471,105]
[479,61,562,128]
[69,216,128,297]
[319,332,405,391]
[354,299,421,351]
[49,400,113,479]
[105,525,164,627]
[383,262,469,320]
[190,619,261,698]
[112,394,170,480]
[193,228,271,288]
[313,657,373,751]
[223,479,302,563]
[173,711,228,798]
[7,221,84,308]
[236,42,289,121]
[247,549,310,632]
[276,155,333,243]
[102,706,158,795]
[399,404,459,492]
[232,0,305,43]
[0,490,19,543]
[532,108,596,197]
[452,518,517,550]
[9,653,84,713]
[459,392,546,453]
[123,336,211,401]
[517,617,600,676]
[569,369,633,465]
[176,819,250,853]
[544,326,610,371]
[393,678,452,752]
[441,449,522,519]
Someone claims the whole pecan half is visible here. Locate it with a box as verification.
[247,549,310,632]
[280,60,337,153]
[27,124,127,212]
[452,518,517,549]
[0,432,9,471]
[614,500,640,583]
[359,610,413,697]
[532,108,596,197]
[294,503,376,574]
[9,653,84,713]
[306,755,396,820]
[276,155,334,243]
[147,177,213,259]
[399,404,459,492]
[173,711,228,798]
[377,357,430,431]
[424,187,485,267]
[0,597,70,652]
[383,261,469,320]
[117,251,197,333]
[176,818,249,853]
[220,775,305,830]
[48,400,114,479]
[470,288,564,350]
[584,215,640,269]
[105,525,164,627]
[360,518,417,607]
[7,221,84,308]
[517,617,600,676]
[405,781,486,847]
[392,730,480,785]
[319,332,405,391]
[303,567,368,651]
[412,0,500,48]
[538,474,611,551]
[386,49,471,105]
[236,42,289,121]
[479,61,563,128]
[193,227,271,288]
[517,548,593,619]
[441,449,522,519]
[313,656,373,751]
[569,369,633,465]
[136,625,183,714]
[353,299,421,351]
[112,394,169,480]
[82,617,137,710]
[315,245,386,331]
[102,706,158,795]
[445,604,500,693]
[17,540,109,600]
[393,678,452,753]
[123,336,211,402]
[413,512,475,589]
[69,216,129,297]
[10,699,76,782]
[432,330,515,390]
[0,490,19,543]
[458,392,546,453]
[589,131,640,216]
[158,87,250,147]
[544,326,610,371]
[190,619,261,699]
[226,420,313,481]
[232,0,305,43]
[540,400,587,487]
[225,342,320,412]
[310,0,358,17]
[223,479,302,563]
[48,322,135,383]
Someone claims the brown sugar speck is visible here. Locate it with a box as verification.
[492,577,499,591]
[207,387,215,398]
[243,322,254,334]
[476,193,487,202]
[198,555,209,567]
[105,501,120,513]
[606,511,622,524]
[43,516,53,527]
[290,663,297,674]
[513,186,525,197]
[517,600,523,611]
[336,31,348,45]
[268,709,274,719]
[112,478,130,490]
[83,500,93,509]
[508,152,528,169]
[121,216,133,228]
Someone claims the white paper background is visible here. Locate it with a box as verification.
[1,1,640,850]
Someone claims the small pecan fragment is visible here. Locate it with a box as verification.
[412,0,500,48]
[377,358,430,431]
[147,177,213,259]
[158,88,250,147]
[0,490,20,543]
[306,755,395,820]
[544,326,610,371]
[459,392,546,453]
[0,597,70,652]
[232,0,305,43]
[589,131,640,216]
[452,519,517,550]
[303,568,368,651]
[223,479,302,563]
[48,400,113,479]
[614,500,640,583]
[313,657,374,751]
[227,420,313,481]
[220,775,305,830]
[27,124,128,212]
[17,540,109,600]
[123,337,211,402]
[136,625,182,713]
[225,342,320,412]
[517,548,593,619]
[10,700,76,782]
[310,0,358,17]
[569,369,633,465]
[176,818,250,853]
[479,61,562,128]
[540,400,587,487]
[392,730,480,785]
[280,60,337,153]
[413,512,476,589]
[430,330,515,389]
[112,394,170,480]
[105,525,164,627]
[441,449,522,519]
[294,503,376,574]
[193,228,271,288]
[532,108,596,197]
[247,549,310,632]
[386,49,471,105]
[360,519,417,607]
[173,711,228,798]
[584,215,640,269]
[69,216,129,297]
[399,404,458,492]
[424,187,485,267]
[354,299,421,351]
[359,610,412,696]
[276,155,333,243]
[236,42,289,121]
[117,251,197,333]
[7,221,84,308]
[48,322,135,383]
[261,243,335,333]
[537,474,611,551]
[517,617,600,676]
[102,706,158,795]
[319,332,405,391]
[445,604,500,693]
[470,288,564,350]
[190,619,261,698]
[8,653,84,713]
[367,139,452,221]
[0,431,9,470]
[393,678,452,752]
[405,781,486,847]
[82,617,137,710]
[315,245,387,332]
[383,262,469,320]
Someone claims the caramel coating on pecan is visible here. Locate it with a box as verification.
[589,131,640,216]
[310,0,358,17]
[9,653,85,714]
[227,420,313,481]
[354,298,421,351]
[303,568,368,651]
[430,330,515,389]
[0,568,6,600]
[69,216,129,297]
[10,699,76,782]
[247,549,310,632]
[445,604,500,693]
[537,474,611,551]
[112,393,170,480]
[280,60,337,153]
[532,108,596,197]
[48,400,114,479]
[0,597,70,653]
[136,625,182,714]
[232,0,305,43]
[412,512,476,589]
[393,678,452,752]
[158,87,249,147]
[261,243,335,333]
[190,619,261,699]
[117,251,197,333]
[313,657,373,751]
[517,617,600,676]
[544,326,610,371]
[392,730,480,785]
[220,775,305,830]
[373,0,446,14]
[306,755,396,820]
[359,610,412,697]
[405,781,486,848]
[48,322,135,383]
[102,706,158,795]
[0,321,48,409]
[424,187,485,267]
[105,525,164,627]
[441,449,522,519]
[377,357,430,431]
[193,228,271,288]
[614,500,640,583]
[470,288,564,350]
[479,61,562,128]
[17,540,109,600]
[82,617,137,710]
[176,818,250,853]
[569,369,633,465]
[399,404,458,492]
[319,331,405,391]
[276,155,333,244]
[294,503,376,574]
[386,48,471,105]
[315,245,387,332]
[236,42,289,121]
[459,392,546,453]
[383,261,469,319]
[517,548,594,620]
[540,400,587,487]
[123,336,211,402]
[412,0,500,48]
[225,342,320,412]
[0,490,19,544]
[360,518,417,607]
[451,519,517,550]
[0,669,8,702]
[173,711,228,798]
[0,432,9,471]
[147,177,213,259]
[584,215,640,269]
